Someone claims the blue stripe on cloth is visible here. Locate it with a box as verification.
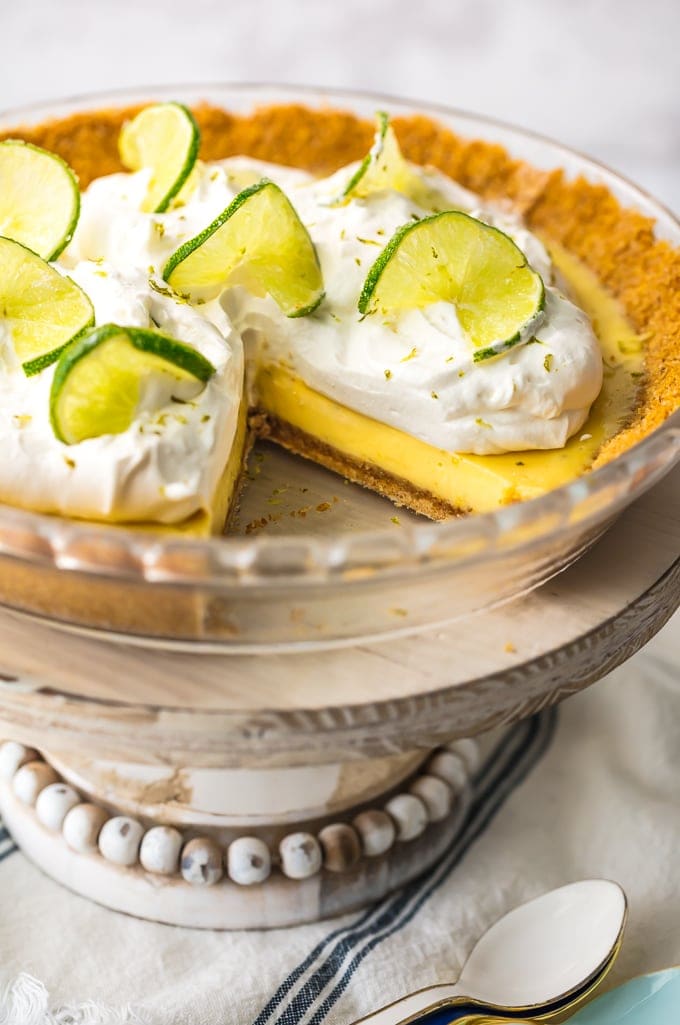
[0,842,17,863]
[252,709,556,1025]
[252,717,534,1025]
[0,818,17,861]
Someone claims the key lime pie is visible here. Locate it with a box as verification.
[0,100,676,532]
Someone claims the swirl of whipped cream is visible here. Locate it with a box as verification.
[0,262,242,522]
[68,156,602,458]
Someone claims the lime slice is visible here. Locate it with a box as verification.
[171,158,203,208]
[163,179,324,317]
[50,323,216,445]
[333,111,437,207]
[119,102,200,214]
[358,211,545,356]
[0,140,80,260]
[0,236,94,375]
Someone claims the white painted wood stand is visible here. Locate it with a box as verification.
[0,469,677,929]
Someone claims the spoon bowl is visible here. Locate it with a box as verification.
[353,880,627,1025]
[458,879,626,1008]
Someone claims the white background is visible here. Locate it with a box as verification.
[2,0,678,209]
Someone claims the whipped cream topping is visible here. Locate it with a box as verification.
[69,156,602,458]
[0,145,604,525]
[0,262,242,522]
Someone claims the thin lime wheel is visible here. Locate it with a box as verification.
[50,323,216,445]
[0,236,94,375]
[163,179,324,316]
[0,140,80,259]
[334,111,416,202]
[358,210,545,359]
[119,102,200,213]
[333,111,439,207]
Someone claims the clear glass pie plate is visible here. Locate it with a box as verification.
[0,83,678,653]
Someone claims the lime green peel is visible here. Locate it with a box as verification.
[163,179,324,316]
[119,102,200,213]
[50,323,216,445]
[358,210,545,358]
[0,236,94,376]
[0,140,80,260]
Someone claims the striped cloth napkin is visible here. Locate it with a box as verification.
[1,615,679,1025]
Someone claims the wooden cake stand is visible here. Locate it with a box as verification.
[0,468,677,929]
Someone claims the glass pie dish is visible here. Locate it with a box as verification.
[0,82,678,653]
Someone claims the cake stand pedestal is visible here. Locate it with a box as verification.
[0,469,678,929]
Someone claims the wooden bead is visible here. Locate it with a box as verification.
[353,809,396,857]
[12,761,59,806]
[0,741,39,781]
[318,823,361,873]
[444,738,480,774]
[140,826,183,876]
[409,775,452,822]
[227,836,271,885]
[35,783,80,831]
[63,803,108,853]
[181,837,223,885]
[98,816,144,866]
[427,750,467,792]
[385,793,428,841]
[279,832,322,880]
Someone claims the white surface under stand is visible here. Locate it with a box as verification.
[0,469,678,929]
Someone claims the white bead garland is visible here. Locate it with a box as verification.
[0,736,477,884]
[279,832,322,880]
[427,750,467,792]
[384,793,428,841]
[140,826,183,876]
[409,774,452,822]
[12,761,60,807]
[227,836,271,885]
[98,816,144,866]
[35,783,80,831]
[353,809,396,857]
[63,803,109,853]
[0,741,39,781]
[180,837,223,885]
[318,823,361,873]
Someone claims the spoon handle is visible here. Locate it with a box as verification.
[349,984,463,1025]
[454,1020,536,1025]
[454,1020,537,1025]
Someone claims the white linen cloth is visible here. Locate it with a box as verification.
[0,614,678,1025]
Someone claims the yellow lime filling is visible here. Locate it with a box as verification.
[255,244,644,514]
[119,395,249,537]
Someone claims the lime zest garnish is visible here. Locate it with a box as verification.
[358,210,545,358]
[0,140,80,260]
[50,323,216,445]
[119,103,200,214]
[162,179,324,317]
[0,236,94,375]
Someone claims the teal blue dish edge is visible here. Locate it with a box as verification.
[572,966,680,1023]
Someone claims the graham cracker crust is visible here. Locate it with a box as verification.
[4,100,677,472]
[253,412,465,520]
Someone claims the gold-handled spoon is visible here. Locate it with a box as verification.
[351,880,626,1025]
